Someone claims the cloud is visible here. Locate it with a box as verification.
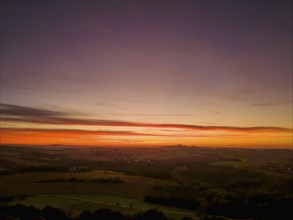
[96,101,128,110]
[97,101,116,107]
[0,128,256,139]
[196,107,220,114]
[1,103,292,134]
[0,103,66,117]
[251,100,292,107]
[0,128,160,137]
[108,113,196,117]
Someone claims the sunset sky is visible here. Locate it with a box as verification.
[1,1,292,148]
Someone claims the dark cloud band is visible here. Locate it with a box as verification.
[1,103,292,133]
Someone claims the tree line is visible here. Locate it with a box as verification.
[0,204,191,220]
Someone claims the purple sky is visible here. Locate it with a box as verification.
[0,1,292,147]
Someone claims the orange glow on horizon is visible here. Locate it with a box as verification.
[1,127,292,148]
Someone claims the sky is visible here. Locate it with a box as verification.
[0,0,292,148]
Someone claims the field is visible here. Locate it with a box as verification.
[0,170,172,197]
[0,170,196,219]
[10,194,196,219]
[0,145,292,220]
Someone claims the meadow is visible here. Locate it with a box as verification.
[0,145,292,220]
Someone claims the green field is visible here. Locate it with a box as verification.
[10,194,197,219]
[1,145,292,220]
[0,170,173,198]
[1,170,197,219]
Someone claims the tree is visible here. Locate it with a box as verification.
[133,209,168,220]
[41,206,67,220]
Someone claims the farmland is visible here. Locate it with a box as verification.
[0,145,292,220]
[0,170,171,198]
[10,194,196,219]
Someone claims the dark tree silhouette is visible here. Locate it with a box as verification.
[41,206,67,220]
[133,209,168,220]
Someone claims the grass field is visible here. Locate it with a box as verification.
[0,170,174,198]
[1,170,197,219]
[1,146,291,220]
[0,170,196,219]
[10,194,197,219]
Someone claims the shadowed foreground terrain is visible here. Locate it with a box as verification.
[0,145,292,220]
